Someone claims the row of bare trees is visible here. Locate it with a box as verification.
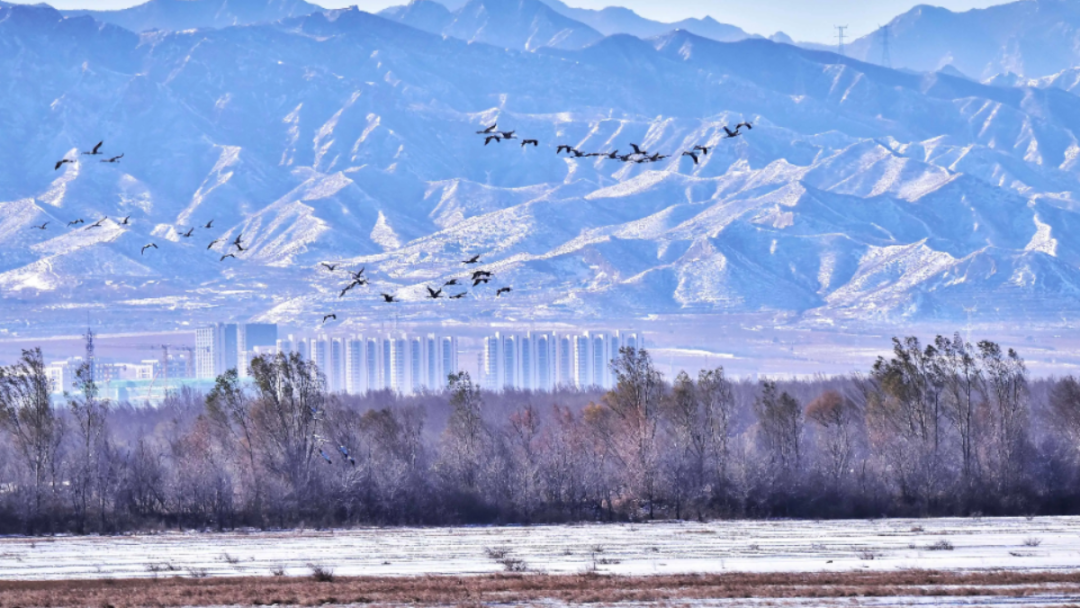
[2,333,1080,534]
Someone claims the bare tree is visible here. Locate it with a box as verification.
[753,381,803,476]
[603,347,665,518]
[67,361,110,533]
[805,390,858,485]
[0,349,64,532]
[979,341,1029,499]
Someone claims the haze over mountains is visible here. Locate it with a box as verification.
[2,0,1080,336]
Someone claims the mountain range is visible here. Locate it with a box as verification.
[2,0,1080,337]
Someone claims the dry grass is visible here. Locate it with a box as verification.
[0,570,1079,607]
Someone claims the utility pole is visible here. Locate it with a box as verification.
[835,25,848,57]
[880,24,892,68]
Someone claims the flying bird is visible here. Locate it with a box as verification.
[55,158,74,170]
[736,121,753,131]
[207,238,221,250]
[67,219,84,226]
[82,141,103,156]
[380,293,397,303]
[340,282,360,298]
[232,234,245,251]
[101,153,124,163]
[471,270,493,280]
[348,268,365,280]
[484,135,501,146]
[521,139,539,147]
[605,150,619,159]
[476,123,497,134]
[338,446,356,466]
[320,450,333,465]
[120,216,131,225]
[499,131,516,139]
[496,287,512,297]
[648,153,666,162]
[85,217,107,230]
[321,262,338,272]
[450,292,467,299]
[556,145,575,155]
[629,143,645,155]
[693,145,709,155]
[220,253,236,261]
[322,313,337,324]
[473,277,491,287]
[204,219,214,229]
[31,222,49,230]
[571,149,586,158]
[463,254,481,264]
[141,243,158,255]
[444,278,460,287]
[180,227,194,238]
[723,126,740,138]
[683,151,699,164]
[426,286,443,299]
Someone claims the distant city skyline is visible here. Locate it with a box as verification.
[7,0,1011,43]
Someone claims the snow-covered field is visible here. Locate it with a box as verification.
[1,517,1078,581]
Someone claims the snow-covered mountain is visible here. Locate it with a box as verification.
[2,0,1080,335]
[381,0,604,51]
[62,0,322,32]
[534,0,751,42]
[846,0,1080,80]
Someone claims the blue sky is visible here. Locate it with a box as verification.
[12,0,1009,43]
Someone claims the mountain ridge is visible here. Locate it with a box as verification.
[1,1,1079,336]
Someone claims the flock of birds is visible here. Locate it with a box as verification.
[46,141,248,261]
[476,120,753,165]
[317,252,510,325]
[40,120,755,327]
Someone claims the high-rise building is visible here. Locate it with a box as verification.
[537,332,552,391]
[558,335,572,387]
[195,323,238,379]
[520,333,533,390]
[310,337,329,384]
[390,335,407,393]
[366,337,380,391]
[483,334,501,390]
[425,334,438,389]
[330,337,345,392]
[410,336,422,393]
[592,331,608,388]
[503,334,517,389]
[440,336,458,386]
[345,336,364,394]
[573,334,591,388]
[381,338,392,391]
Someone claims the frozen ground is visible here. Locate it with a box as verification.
[1,516,1078,581]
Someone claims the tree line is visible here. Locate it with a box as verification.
[1,333,1080,534]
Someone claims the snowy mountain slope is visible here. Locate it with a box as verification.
[62,0,322,32]
[381,0,604,51]
[3,3,1080,334]
[845,0,1080,80]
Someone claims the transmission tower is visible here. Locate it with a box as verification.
[880,24,892,68]
[835,25,849,57]
[84,314,96,383]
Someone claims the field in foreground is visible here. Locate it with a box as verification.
[1,518,1079,606]
[2,517,1079,580]
[2,571,1080,608]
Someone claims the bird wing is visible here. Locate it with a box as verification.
[92,141,102,154]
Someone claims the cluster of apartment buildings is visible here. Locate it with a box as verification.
[42,324,644,401]
[481,330,643,391]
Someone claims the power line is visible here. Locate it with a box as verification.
[834,25,848,57]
